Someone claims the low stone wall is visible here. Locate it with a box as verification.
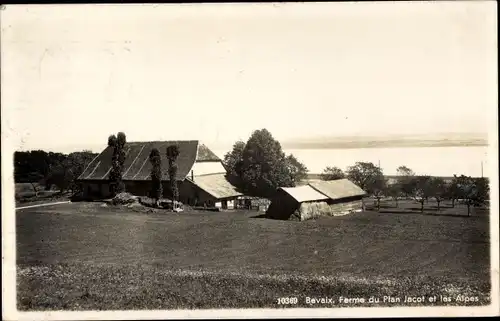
[293,200,363,221]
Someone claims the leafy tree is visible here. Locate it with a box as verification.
[149,148,163,207]
[108,132,127,196]
[346,161,384,194]
[116,132,127,193]
[474,177,490,204]
[372,176,388,212]
[223,140,246,184]
[226,129,308,196]
[396,165,416,198]
[387,182,403,207]
[14,150,98,197]
[457,175,477,216]
[26,172,45,197]
[108,135,117,147]
[68,150,97,179]
[320,166,345,181]
[284,154,308,186]
[14,150,63,196]
[14,150,54,184]
[108,135,118,195]
[396,166,414,177]
[455,175,489,216]
[166,145,180,209]
[58,150,97,193]
[411,175,432,213]
[238,129,291,196]
[446,175,461,208]
[15,150,53,196]
[45,164,72,193]
[428,177,446,211]
[346,162,386,211]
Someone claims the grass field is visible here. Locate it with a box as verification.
[16,200,490,310]
[15,183,68,207]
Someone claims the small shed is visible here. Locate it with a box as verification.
[183,173,243,209]
[266,179,367,221]
[266,185,329,220]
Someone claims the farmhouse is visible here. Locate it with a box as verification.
[77,140,242,209]
[266,179,366,221]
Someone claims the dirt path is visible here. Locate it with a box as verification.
[16,201,71,210]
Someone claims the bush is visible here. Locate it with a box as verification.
[110,192,139,205]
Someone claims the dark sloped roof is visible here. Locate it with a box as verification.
[78,140,199,181]
[196,144,221,162]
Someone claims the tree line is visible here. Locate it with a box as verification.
[320,164,490,216]
[14,132,181,210]
[14,149,99,196]
[222,129,489,216]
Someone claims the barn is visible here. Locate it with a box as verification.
[266,179,366,221]
[77,140,242,209]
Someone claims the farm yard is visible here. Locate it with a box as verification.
[16,198,490,310]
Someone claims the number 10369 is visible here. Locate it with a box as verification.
[277,297,298,305]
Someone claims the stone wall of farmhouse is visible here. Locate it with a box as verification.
[82,182,113,199]
[124,180,214,205]
[178,180,217,206]
[293,199,364,221]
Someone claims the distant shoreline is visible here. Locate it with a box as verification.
[18,135,489,154]
[281,139,488,150]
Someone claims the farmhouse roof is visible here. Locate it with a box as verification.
[188,173,243,199]
[196,144,221,162]
[78,140,220,181]
[280,185,330,203]
[308,179,366,200]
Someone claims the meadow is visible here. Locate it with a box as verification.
[14,183,70,207]
[16,200,490,310]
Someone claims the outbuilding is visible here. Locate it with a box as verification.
[266,179,366,221]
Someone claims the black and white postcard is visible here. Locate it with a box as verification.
[2,2,498,320]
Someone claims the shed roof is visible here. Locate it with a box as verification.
[308,179,366,200]
[280,185,329,203]
[188,173,243,199]
[78,140,218,181]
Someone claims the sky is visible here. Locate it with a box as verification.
[1,2,497,153]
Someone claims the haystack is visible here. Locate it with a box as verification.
[109,192,140,205]
[292,201,358,221]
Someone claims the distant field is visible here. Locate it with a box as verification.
[15,183,67,207]
[15,183,44,195]
[16,200,490,310]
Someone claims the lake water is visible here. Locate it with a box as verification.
[212,146,490,177]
